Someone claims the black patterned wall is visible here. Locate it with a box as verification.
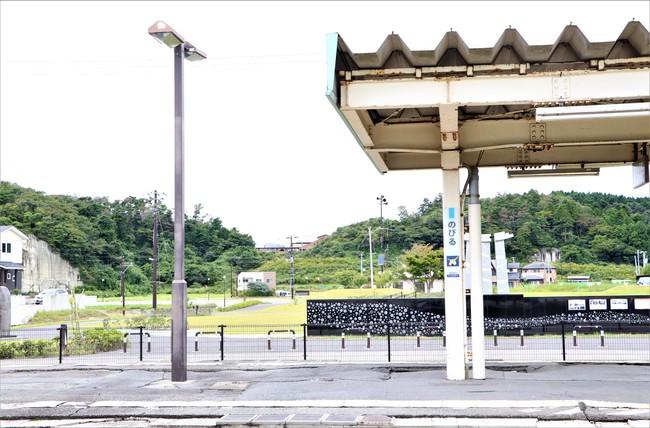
[307,299,445,335]
[307,296,650,335]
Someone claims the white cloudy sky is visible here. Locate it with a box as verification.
[1,1,648,246]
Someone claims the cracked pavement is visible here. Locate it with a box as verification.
[1,362,648,426]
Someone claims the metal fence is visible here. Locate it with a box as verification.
[1,321,648,367]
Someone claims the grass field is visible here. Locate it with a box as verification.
[19,284,649,327]
[189,288,403,326]
[511,284,650,296]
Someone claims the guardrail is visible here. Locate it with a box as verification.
[573,324,605,347]
[267,329,296,350]
[1,321,647,366]
[122,327,151,361]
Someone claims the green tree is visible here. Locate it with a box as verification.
[401,244,444,292]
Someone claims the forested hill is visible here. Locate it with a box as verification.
[0,181,262,292]
[308,190,650,266]
[1,181,648,292]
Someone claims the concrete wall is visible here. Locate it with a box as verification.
[22,235,81,293]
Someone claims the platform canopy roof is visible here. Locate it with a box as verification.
[326,21,650,176]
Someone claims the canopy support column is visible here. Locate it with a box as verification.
[440,104,468,380]
[468,167,486,380]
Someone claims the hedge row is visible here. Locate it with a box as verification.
[0,328,123,359]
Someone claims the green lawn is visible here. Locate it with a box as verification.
[190,288,404,326]
[190,301,306,327]
[512,284,650,296]
[20,285,650,328]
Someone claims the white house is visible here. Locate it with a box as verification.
[0,226,28,292]
[0,225,81,294]
[237,272,276,293]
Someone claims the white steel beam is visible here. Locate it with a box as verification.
[368,116,649,150]
[340,69,650,110]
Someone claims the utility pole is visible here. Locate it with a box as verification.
[287,235,298,299]
[121,256,126,316]
[152,190,158,310]
[121,256,133,316]
[377,195,387,272]
[368,228,375,289]
[230,264,234,299]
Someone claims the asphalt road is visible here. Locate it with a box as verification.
[1,362,649,427]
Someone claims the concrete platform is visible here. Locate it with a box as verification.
[1,362,648,426]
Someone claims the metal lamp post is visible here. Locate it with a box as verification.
[287,236,297,299]
[223,275,227,308]
[377,195,387,272]
[148,20,206,382]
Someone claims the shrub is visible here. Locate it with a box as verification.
[82,328,123,352]
[0,342,16,359]
[0,339,58,359]
[244,282,274,296]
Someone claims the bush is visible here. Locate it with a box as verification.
[0,342,16,359]
[244,282,274,296]
[0,339,58,359]
[82,328,123,352]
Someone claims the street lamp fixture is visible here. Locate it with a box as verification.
[148,21,184,48]
[149,22,207,61]
[149,20,206,383]
[184,42,207,62]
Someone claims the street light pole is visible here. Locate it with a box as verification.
[223,275,227,308]
[149,21,206,383]
[368,228,375,289]
[377,195,387,272]
[120,257,133,316]
[121,256,125,316]
[152,190,158,310]
[287,235,297,299]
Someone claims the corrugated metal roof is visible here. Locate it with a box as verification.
[326,21,650,174]
[330,21,650,124]
[334,21,649,71]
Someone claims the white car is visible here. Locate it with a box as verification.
[34,288,68,305]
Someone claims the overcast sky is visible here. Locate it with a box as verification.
[1,1,648,247]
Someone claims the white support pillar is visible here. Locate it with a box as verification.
[464,233,470,292]
[440,104,467,380]
[482,235,493,295]
[494,232,514,294]
[468,167,485,380]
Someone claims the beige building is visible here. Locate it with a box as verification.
[520,262,557,284]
